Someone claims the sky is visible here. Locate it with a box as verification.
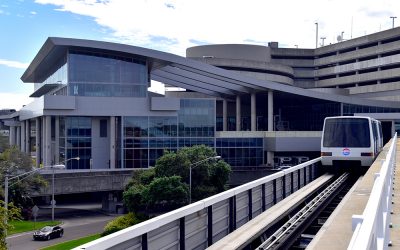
[0,0,399,110]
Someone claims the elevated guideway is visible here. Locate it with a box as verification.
[309,135,398,250]
[74,136,397,250]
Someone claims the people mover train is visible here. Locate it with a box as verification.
[321,116,383,167]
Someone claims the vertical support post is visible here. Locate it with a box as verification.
[291,172,294,194]
[236,95,241,131]
[16,126,20,149]
[251,93,256,131]
[207,206,213,246]
[282,175,287,199]
[297,169,301,190]
[267,90,274,166]
[179,217,185,250]
[110,116,116,169]
[229,196,236,232]
[248,189,253,220]
[9,126,16,146]
[25,120,30,154]
[223,100,228,131]
[36,118,41,167]
[261,183,266,211]
[55,117,60,164]
[268,90,273,131]
[273,179,277,204]
[45,116,52,166]
[51,167,55,222]
[142,233,148,250]
[304,167,307,185]
[20,121,25,152]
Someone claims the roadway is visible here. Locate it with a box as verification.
[6,204,116,250]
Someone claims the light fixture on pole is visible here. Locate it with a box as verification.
[320,37,326,47]
[50,156,79,221]
[189,155,221,204]
[390,16,397,28]
[315,22,319,48]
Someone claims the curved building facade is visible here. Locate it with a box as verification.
[4,28,400,169]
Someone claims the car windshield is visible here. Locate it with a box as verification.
[40,226,52,232]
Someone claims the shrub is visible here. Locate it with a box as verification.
[101,213,141,236]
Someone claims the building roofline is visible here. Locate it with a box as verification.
[21,37,400,109]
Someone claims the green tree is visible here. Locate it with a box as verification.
[155,145,231,201]
[0,136,8,153]
[0,201,21,250]
[123,184,146,212]
[144,176,188,210]
[0,147,46,216]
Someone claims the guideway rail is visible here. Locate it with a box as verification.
[348,133,397,250]
[257,172,349,250]
[75,158,320,250]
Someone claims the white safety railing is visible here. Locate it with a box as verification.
[348,133,397,250]
[74,158,320,250]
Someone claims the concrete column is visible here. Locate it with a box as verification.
[41,117,45,165]
[222,99,228,131]
[36,118,41,167]
[55,117,60,164]
[9,126,16,146]
[20,121,25,152]
[110,116,116,169]
[236,95,241,131]
[16,126,20,148]
[267,151,274,166]
[251,93,257,131]
[44,116,52,166]
[267,90,274,166]
[340,103,344,116]
[268,91,274,131]
[25,120,30,154]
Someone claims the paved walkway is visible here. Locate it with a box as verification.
[308,138,399,249]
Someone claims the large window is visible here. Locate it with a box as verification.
[68,50,148,97]
[178,99,215,147]
[59,117,92,169]
[216,138,263,167]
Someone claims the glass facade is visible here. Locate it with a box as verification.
[216,138,263,167]
[59,117,92,169]
[120,99,215,168]
[68,50,148,97]
[342,104,400,115]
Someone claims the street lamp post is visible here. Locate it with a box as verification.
[50,156,79,221]
[391,16,397,28]
[189,156,221,204]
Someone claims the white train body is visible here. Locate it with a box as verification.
[321,116,383,167]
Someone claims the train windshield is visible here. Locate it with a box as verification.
[323,118,371,147]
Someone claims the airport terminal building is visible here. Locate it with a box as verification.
[4,27,400,169]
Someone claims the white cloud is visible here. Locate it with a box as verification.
[34,0,400,55]
[30,11,37,15]
[0,93,32,110]
[0,59,29,69]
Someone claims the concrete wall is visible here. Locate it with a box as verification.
[92,117,110,169]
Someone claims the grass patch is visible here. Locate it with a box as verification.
[40,234,101,250]
[9,220,60,235]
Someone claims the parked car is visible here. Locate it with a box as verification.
[33,226,63,241]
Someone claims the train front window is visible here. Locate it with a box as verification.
[323,118,371,147]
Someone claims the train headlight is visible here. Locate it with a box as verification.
[321,152,332,156]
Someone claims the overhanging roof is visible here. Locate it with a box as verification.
[22,37,400,108]
[30,84,62,97]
